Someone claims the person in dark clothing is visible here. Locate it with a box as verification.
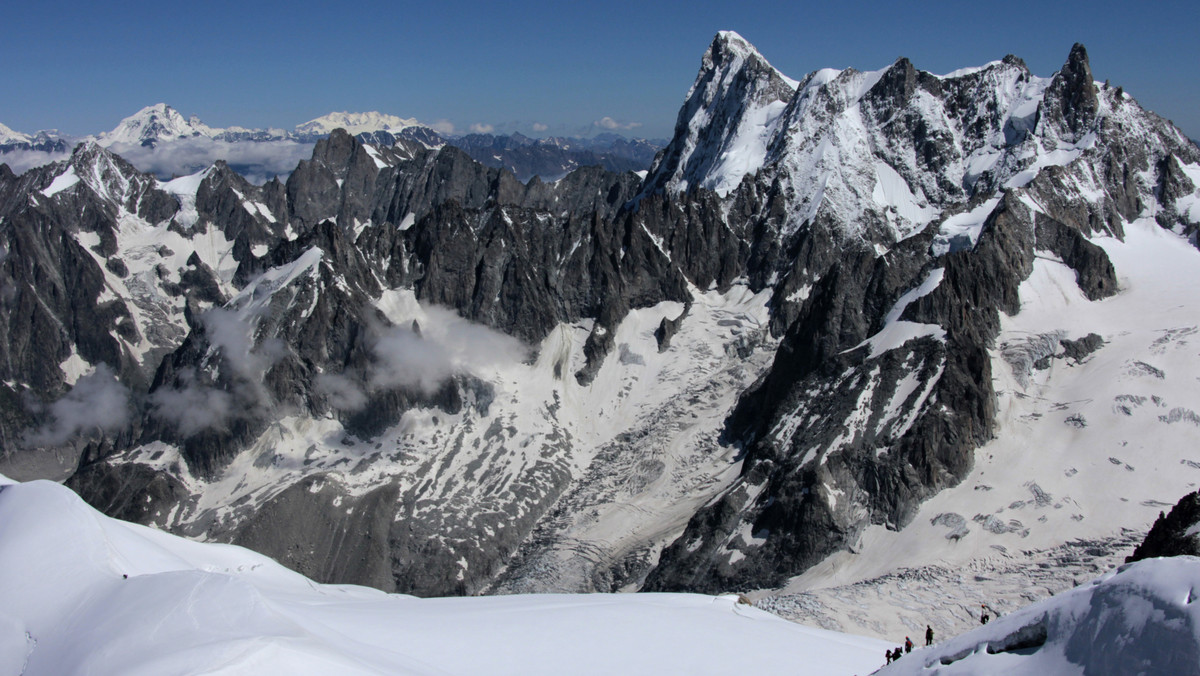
[981,605,990,625]
[904,637,913,653]
[893,647,902,661]
[886,649,893,664]
[926,624,934,646]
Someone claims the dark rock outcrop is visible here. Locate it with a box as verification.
[1128,491,1200,562]
[1045,43,1100,139]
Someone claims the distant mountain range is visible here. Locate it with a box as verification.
[0,105,664,182]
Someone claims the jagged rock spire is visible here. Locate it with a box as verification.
[1047,42,1099,138]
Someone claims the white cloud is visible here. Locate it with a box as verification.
[24,364,131,447]
[429,119,456,135]
[531,122,549,132]
[148,307,286,437]
[0,149,71,175]
[469,123,495,134]
[594,116,643,131]
[108,138,315,184]
[148,369,235,437]
[369,305,529,395]
[314,372,367,412]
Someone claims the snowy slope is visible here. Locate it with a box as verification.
[120,281,779,597]
[645,31,799,197]
[634,32,1200,602]
[876,556,1200,675]
[0,475,889,676]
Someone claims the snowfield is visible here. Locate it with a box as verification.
[0,476,889,676]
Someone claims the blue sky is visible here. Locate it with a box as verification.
[4,0,1198,140]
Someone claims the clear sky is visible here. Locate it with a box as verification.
[4,0,1198,140]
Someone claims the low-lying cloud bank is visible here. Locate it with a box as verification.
[1,138,314,184]
[107,139,315,184]
[370,304,530,394]
[0,149,72,175]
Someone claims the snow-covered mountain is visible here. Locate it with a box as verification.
[0,121,74,173]
[94,104,426,148]
[98,103,221,148]
[0,121,32,147]
[641,33,1200,595]
[1,31,1199,650]
[642,30,799,197]
[293,110,422,137]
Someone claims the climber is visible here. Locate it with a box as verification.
[981,605,990,624]
[926,624,934,646]
[904,637,913,653]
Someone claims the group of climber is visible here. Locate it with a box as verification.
[884,625,934,665]
[885,605,1001,666]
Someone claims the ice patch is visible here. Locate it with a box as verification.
[850,268,946,357]
[932,197,1002,256]
[40,167,79,197]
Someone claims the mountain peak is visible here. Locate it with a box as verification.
[294,111,422,136]
[710,30,757,59]
[99,103,210,148]
[643,32,799,197]
[1067,42,1091,71]
[1047,41,1099,138]
[701,31,790,84]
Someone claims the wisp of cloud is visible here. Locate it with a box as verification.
[24,364,131,447]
